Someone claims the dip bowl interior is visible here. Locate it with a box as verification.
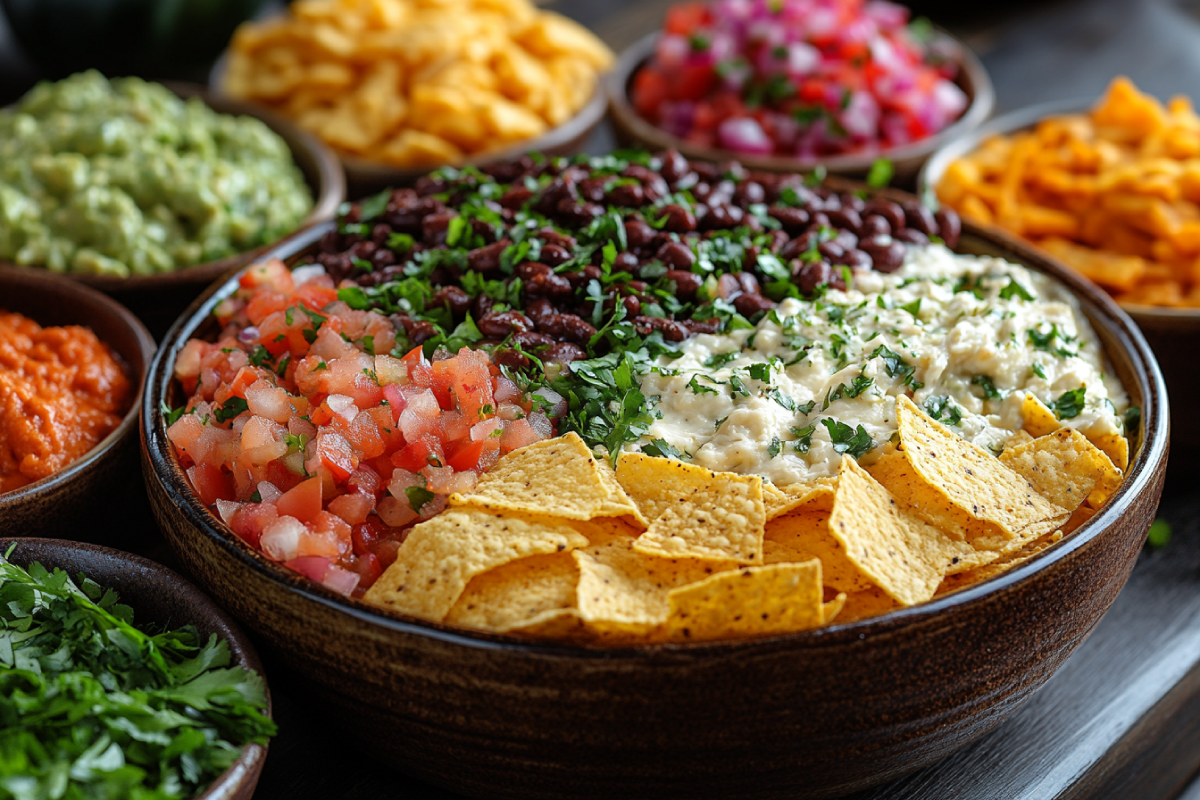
[606,30,995,189]
[0,267,155,546]
[0,83,346,339]
[140,212,1168,799]
[0,537,270,800]
[918,98,1200,449]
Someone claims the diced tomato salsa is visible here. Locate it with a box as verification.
[168,259,556,596]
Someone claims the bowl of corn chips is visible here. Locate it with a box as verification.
[922,76,1200,443]
[141,159,1168,799]
[216,0,615,194]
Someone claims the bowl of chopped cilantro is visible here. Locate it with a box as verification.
[0,538,274,800]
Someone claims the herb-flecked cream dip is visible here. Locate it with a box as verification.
[635,245,1130,485]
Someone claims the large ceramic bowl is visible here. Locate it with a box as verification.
[917,98,1200,447]
[608,30,995,189]
[0,537,271,800]
[140,209,1168,799]
[0,267,155,544]
[0,83,345,338]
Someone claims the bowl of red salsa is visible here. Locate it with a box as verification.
[608,0,994,186]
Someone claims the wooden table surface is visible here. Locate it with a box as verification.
[4,0,1200,797]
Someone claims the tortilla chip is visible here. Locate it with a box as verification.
[594,455,649,526]
[763,478,837,520]
[1090,431,1130,472]
[1064,504,1097,535]
[504,609,589,640]
[888,396,1069,548]
[823,592,847,624]
[572,523,731,634]
[936,531,1063,595]
[830,457,984,606]
[449,432,642,522]
[764,509,875,592]
[445,551,578,632]
[617,455,766,563]
[665,560,824,642]
[364,507,588,621]
[1022,393,1061,437]
[837,587,900,623]
[1006,429,1035,449]
[999,427,1123,512]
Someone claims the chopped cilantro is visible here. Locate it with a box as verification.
[899,298,922,318]
[999,277,1034,301]
[213,396,248,423]
[248,344,273,367]
[159,401,186,426]
[768,388,796,411]
[821,419,874,458]
[923,395,963,426]
[406,485,436,513]
[689,376,718,395]
[1053,387,1087,419]
[704,351,740,369]
[767,437,783,458]
[791,423,817,453]
[643,438,684,460]
[1031,361,1048,380]
[1123,406,1141,434]
[971,375,1003,400]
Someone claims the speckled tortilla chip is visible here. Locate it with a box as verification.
[936,531,1063,595]
[616,454,766,563]
[836,587,900,623]
[763,478,837,520]
[1022,393,1061,437]
[999,428,1123,513]
[445,551,578,632]
[1090,431,1129,472]
[449,432,642,522]
[764,509,874,593]
[572,524,732,634]
[890,396,1070,547]
[830,457,986,606]
[364,507,588,621]
[665,561,824,642]
[504,609,589,640]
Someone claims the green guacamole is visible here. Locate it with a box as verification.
[0,71,313,278]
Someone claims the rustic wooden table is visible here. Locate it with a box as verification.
[4,0,1199,797]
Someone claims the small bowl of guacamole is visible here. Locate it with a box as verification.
[0,71,345,334]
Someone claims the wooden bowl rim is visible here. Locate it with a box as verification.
[914,96,1200,323]
[605,29,996,174]
[142,187,1168,659]
[0,536,270,800]
[0,267,155,507]
[0,81,346,292]
[209,50,610,188]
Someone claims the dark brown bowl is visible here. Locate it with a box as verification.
[210,54,609,197]
[607,31,995,189]
[0,537,270,800]
[140,208,1168,799]
[0,267,155,544]
[917,98,1200,448]
[1,82,346,338]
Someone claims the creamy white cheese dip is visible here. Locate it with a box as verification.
[632,245,1130,486]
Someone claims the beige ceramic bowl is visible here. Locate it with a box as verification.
[141,196,1168,798]
[608,30,995,188]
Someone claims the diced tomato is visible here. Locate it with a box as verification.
[391,435,446,473]
[633,67,671,118]
[229,502,279,549]
[187,463,235,506]
[401,346,433,388]
[500,419,542,454]
[265,460,304,494]
[239,258,294,293]
[277,476,323,523]
[447,438,500,472]
[352,515,390,557]
[328,491,375,525]
[664,2,710,34]
[350,552,383,589]
[317,431,357,481]
[675,64,716,102]
[290,281,338,313]
[382,383,407,423]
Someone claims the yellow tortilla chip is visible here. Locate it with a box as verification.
[764,509,875,593]
[445,551,578,632]
[594,455,649,527]
[504,609,589,640]
[1022,393,1061,437]
[449,432,642,522]
[1064,503,1098,534]
[999,427,1123,512]
[1090,431,1130,471]
[364,507,588,621]
[572,522,731,634]
[617,454,766,564]
[763,478,837,520]
[937,531,1063,595]
[830,458,985,606]
[837,587,900,623]
[823,592,847,624]
[665,560,824,642]
[888,396,1070,548]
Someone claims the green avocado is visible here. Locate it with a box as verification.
[0,70,313,278]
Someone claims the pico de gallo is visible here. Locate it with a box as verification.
[166,259,559,596]
[631,0,968,158]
